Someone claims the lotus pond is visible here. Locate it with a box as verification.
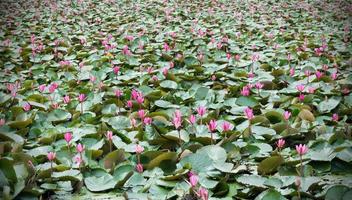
[0,0,352,199]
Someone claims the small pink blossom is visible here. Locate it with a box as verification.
[308,87,316,94]
[38,84,46,92]
[78,94,86,102]
[138,109,145,119]
[296,84,305,92]
[126,100,133,108]
[76,143,84,153]
[115,89,123,98]
[47,152,56,161]
[63,95,70,104]
[234,54,240,61]
[299,94,305,101]
[241,86,250,96]
[113,66,120,75]
[143,117,152,125]
[23,103,31,111]
[162,67,168,77]
[130,118,137,127]
[211,75,216,81]
[188,115,196,125]
[51,103,59,109]
[0,119,5,126]
[331,72,338,80]
[169,62,174,69]
[196,106,206,117]
[296,144,308,156]
[136,95,144,105]
[255,82,264,89]
[248,72,255,78]
[290,68,295,76]
[106,131,113,140]
[221,121,232,132]
[332,113,339,122]
[163,43,170,51]
[244,107,254,120]
[207,119,217,132]
[90,75,96,83]
[189,172,199,187]
[135,144,144,154]
[198,187,209,200]
[283,111,291,121]
[75,155,83,166]
[136,163,144,173]
[276,139,285,149]
[304,70,311,77]
[64,132,72,143]
[315,71,323,79]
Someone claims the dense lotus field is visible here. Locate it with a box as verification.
[1,0,352,199]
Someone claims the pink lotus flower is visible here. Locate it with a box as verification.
[90,75,96,83]
[221,121,231,132]
[136,95,144,105]
[255,82,264,89]
[138,109,145,119]
[130,118,137,127]
[63,95,70,104]
[189,172,199,187]
[125,35,134,41]
[126,100,133,108]
[283,111,291,121]
[64,132,72,143]
[198,187,209,200]
[162,67,168,77]
[75,155,83,166]
[122,45,132,56]
[248,72,255,78]
[48,84,57,93]
[276,139,285,149]
[296,144,308,156]
[296,84,305,92]
[197,106,206,117]
[226,53,231,60]
[143,117,152,125]
[135,144,144,154]
[251,53,259,62]
[211,75,216,81]
[332,113,339,122]
[172,115,182,130]
[244,107,254,120]
[169,62,174,69]
[152,75,158,82]
[322,64,328,71]
[113,66,120,75]
[315,71,323,79]
[304,70,311,77]
[106,131,113,140]
[78,94,86,102]
[234,54,240,61]
[0,119,5,126]
[136,163,143,173]
[38,84,46,92]
[308,87,316,94]
[240,86,250,96]
[23,103,31,111]
[198,53,204,61]
[163,43,170,51]
[47,152,56,161]
[51,103,59,109]
[76,143,84,153]
[290,68,295,76]
[298,94,305,101]
[207,119,217,132]
[188,115,196,125]
[331,72,337,80]
[115,89,123,97]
